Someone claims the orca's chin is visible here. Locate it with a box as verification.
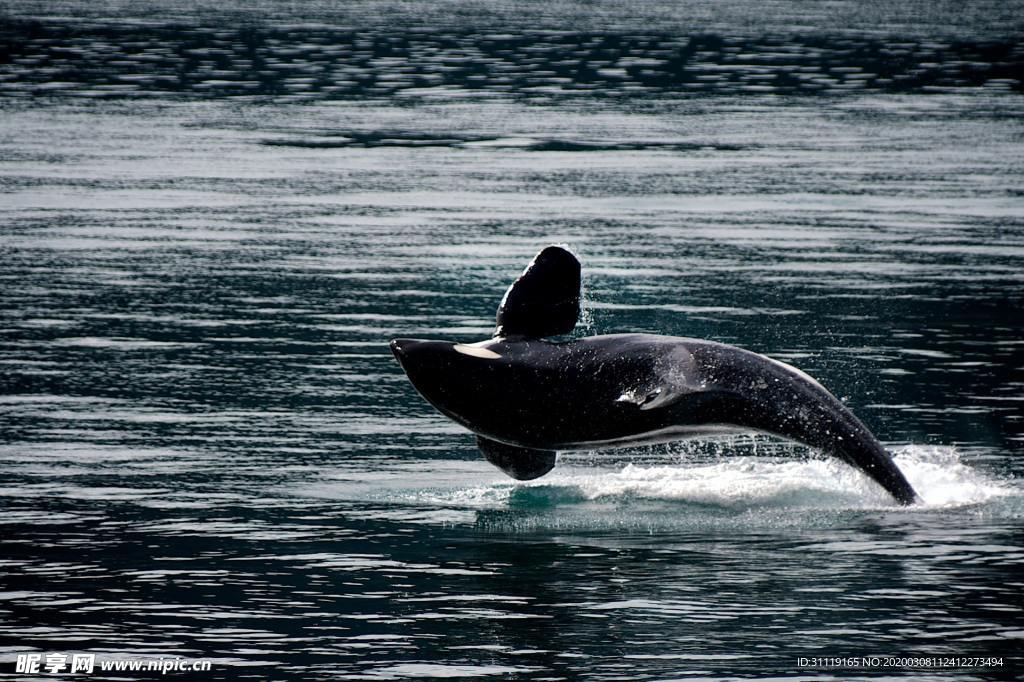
[390,338,430,369]
[390,338,426,390]
[390,338,458,416]
[389,338,409,361]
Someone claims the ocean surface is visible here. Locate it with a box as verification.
[1,1,1023,679]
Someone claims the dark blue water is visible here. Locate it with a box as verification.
[1,2,1023,679]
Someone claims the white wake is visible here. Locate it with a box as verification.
[398,444,1015,515]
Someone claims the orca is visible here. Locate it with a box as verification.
[390,245,919,505]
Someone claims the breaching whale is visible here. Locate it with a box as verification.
[390,246,919,505]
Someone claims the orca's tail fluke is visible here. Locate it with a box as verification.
[765,389,920,505]
[878,451,920,505]
[830,434,919,505]
[694,346,921,505]
[787,406,919,505]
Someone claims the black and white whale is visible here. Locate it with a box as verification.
[390,246,919,505]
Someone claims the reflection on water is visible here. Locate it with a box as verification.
[1,2,1023,679]
[1,21,1022,100]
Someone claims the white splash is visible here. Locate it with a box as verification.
[891,444,1013,508]
[378,444,1017,525]
[524,444,1014,510]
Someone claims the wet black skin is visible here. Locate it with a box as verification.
[390,333,919,505]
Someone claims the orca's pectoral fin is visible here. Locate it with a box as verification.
[495,245,580,339]
[632,347,703,411]
[477,436,557,481]
[639,386,684,411]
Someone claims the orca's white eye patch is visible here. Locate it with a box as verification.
[453,344,501,359]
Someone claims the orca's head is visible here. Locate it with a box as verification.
[389,245,581,439]
[390,337,505,427]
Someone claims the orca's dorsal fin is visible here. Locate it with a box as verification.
[494,245,580,338]
[477,436,556,480]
